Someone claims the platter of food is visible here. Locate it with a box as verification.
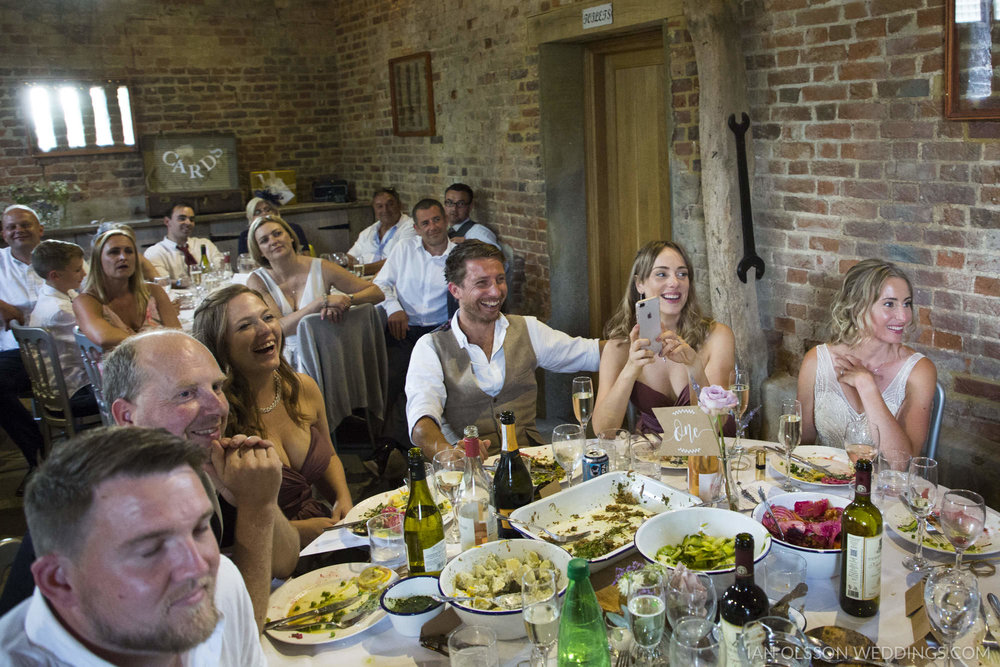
[769,446,854,488]
[265,563,397,645]
[485,445,569,488]
[510,471,700,572]
[883,502,1000,556]
[751,491,849,579]
[341,487,452,537]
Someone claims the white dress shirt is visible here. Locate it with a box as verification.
[0,246,45,351]
[348,214,416,264]
[450,218,498,247]
[28,285,88,396]
[144,236,224,282]
[0,555,265,667]
[405,312,600,443]
[373,236,455,326]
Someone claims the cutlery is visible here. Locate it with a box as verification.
[491,511,591,544]
[758,445,835,476]
[756,486,787,541]
[990,592,1000,620]
[323,518,370,532]
[264,594,363,631]
[769,581,808,618]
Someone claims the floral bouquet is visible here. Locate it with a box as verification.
[698,385,739,510]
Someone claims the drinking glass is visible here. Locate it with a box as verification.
[448,625,499,667]
[845,419,880,467]
[331,251,350,267]
[626,567,666,665]
[237,253,256,273]
[728,366,750,470]
[668,617,723,666]
[923,567,980,667]
[629,434,660,479]
[665,570,716,631]
[366,513,405,568]
[572,376,594,437]
[901,456,938,572]
[738,616,810,667]
[777,399,802,491]
[521,568,560,667]
[763,551,807,615]
[432,448,465,544]
[598,428,630,472]
[939,489,986,569]
[551,424,585,488]
[874,449,910,510]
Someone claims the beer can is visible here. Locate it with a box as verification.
[583,447,609,481]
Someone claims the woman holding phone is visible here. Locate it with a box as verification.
[591,240,735,434]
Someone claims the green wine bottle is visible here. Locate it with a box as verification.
[491,411,533,539]
[839,458,882,617]
[199,245,211,272]
[403,447,446,575]
[557,558,611,666]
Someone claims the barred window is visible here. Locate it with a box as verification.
[24,81,136,156]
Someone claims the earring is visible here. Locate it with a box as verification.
[640,292,646,300]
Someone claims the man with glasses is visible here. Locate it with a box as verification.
[347,188,415,274]
[443,183,499,248]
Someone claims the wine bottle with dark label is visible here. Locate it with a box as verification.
[403,447,446,575]
[719,532,769,664]
[839,458,882,617]
[491,411,533,539]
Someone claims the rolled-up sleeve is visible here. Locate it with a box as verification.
[372,252,403,317]
[524,316,600,373]
[405,334,460,444]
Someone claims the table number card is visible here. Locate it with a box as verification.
[651,406,718,456]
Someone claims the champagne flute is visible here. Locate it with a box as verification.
[432,448,466,544]
[901,456,938,572]
[668,617,723,667]
[572,376,594,437]
[664,570,716,631]
[923,567,980,667]
[728,366,750,471]
[939,489,986,569]
[521,568,560,667]
[626,567,666,665]
[551,424,585,488]
[777,399,802,491]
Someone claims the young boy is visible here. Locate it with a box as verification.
[27,240,97,415]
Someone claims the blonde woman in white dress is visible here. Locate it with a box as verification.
[796,259,937,459]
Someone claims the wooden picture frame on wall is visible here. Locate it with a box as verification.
[944,0,1000,120]
[389,52,436,136]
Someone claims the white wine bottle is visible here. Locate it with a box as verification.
[403,447,446,575]
[457,425,497,550]
[839,458,882,617]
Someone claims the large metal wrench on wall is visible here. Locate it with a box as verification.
[728,112,765,283]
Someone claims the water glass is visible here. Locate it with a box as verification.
[237,253,256,273]
[627,567,666,665]
[777,399,802,491]
[432,448,466,544]
[763,551,807,614]
[939,489,986,568]
[665,570,716,631]
[366,513,405,568]
[521,569,560,667]
[874,449,909,510]
[551,424,585,487]
[598,428,630,472]
[448,625,499,667]
[923,567,980,667]
[901,456,938,572]
[629,434,660,479]
[738,616,810,667]
[669,617,723,666]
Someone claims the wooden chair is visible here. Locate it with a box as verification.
[74,328,113,426]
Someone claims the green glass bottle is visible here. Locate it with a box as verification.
[839,458,882,617]
[403,447,446,575]
[199,245,211,272]
[557,558,611,666]
[491,410,534,539]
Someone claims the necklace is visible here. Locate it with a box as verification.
[259,372,282,413]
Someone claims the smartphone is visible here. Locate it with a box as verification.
[636,296,662,354]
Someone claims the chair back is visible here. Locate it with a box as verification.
[923,381,945,459]
[0,537,22,587]
[11,322,77,455]
[74,328,113,426]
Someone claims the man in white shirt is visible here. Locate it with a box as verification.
[406,241,602,458]
[144,202,224,283]
[0,205,46,484]
[347,188,415,274]
[0,427,266,666]
[444,183,499,247]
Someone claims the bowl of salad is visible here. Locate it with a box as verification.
[751,492,850,580]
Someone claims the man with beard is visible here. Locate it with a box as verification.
[0,427,265,666]
[406,241,602,458]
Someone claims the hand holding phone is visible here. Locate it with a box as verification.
[636,296,663,354]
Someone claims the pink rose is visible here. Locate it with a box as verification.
[698,385,738,417]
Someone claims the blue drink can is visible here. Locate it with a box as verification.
[583,448,609,481]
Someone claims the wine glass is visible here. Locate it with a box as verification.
[777,399,802,491]
[432,448,465,544]
[668,617,723,666]
[551,424,584,488]
[901,456,938,572]
[664,570,717,631]
[728,366,750,471]
[330,251,350,267]
[572,376,594,437]
[845,419,880,467]
[626,567,666,665]
[923,567,980,667]
[939,489,986,569]
[521,568,560,667]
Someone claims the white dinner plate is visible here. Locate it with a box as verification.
[769,446,854,488]
[883,502,1000,556]
[265,563,398,645]
[341,487,452,537]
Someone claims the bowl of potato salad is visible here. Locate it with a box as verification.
[438,539,571,639]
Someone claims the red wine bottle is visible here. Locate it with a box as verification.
[719,532,769,662]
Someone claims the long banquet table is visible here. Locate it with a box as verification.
[262,439,1000,666]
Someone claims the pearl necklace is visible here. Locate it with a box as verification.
[259,372,282,413]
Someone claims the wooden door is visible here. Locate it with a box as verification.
[585,30,670,338]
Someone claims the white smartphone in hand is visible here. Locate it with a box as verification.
[636,296,662,354]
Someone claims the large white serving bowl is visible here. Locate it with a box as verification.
[751,491,849,580]
[438,539,572,640]
[634,507,772,586]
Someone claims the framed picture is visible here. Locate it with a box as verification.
[944,0,1000,120]
[141,134,239,193]
[389,52,436,136]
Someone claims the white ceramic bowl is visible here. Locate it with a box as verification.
[751,491,849,580]
[634,507,772,585]
[379,575,445,637]
[438,539,572,640]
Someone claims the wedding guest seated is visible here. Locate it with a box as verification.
[346,187,415,274]
[796,259,936,458]
[237,196,309,256]
[591,241,735,435]
[444,183,499,247]
[145,202,224,282]
[0,427,266,665]
[73,226,180,349]
[28,240,97,416]
[194,285,355,547]
[93,221,161,280]
[245,214,383,367]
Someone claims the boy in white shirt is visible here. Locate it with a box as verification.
[28,240,98,416]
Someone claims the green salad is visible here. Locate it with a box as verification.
[655,532,736,570]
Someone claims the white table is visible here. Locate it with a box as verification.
[263,440,1000,666]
